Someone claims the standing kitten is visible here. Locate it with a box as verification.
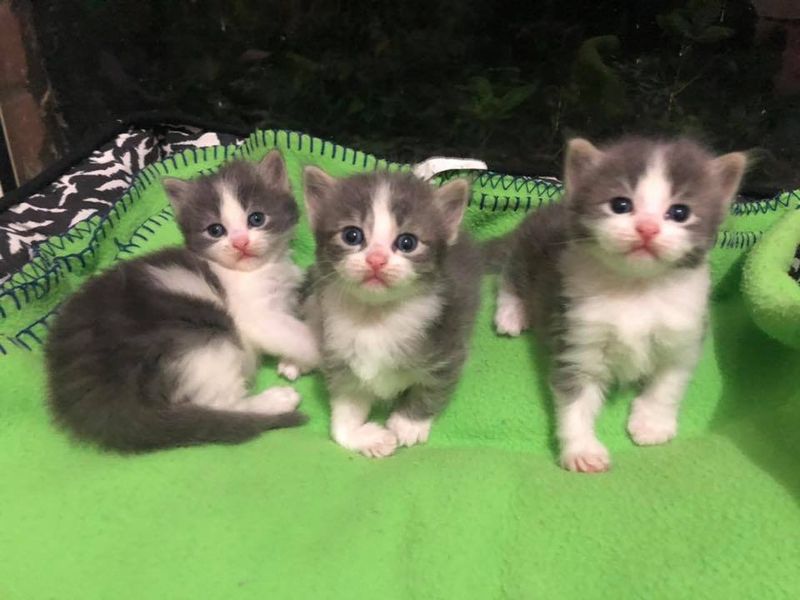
[494,137,746,472]
[45,151,319,452]
[302,169,481,458]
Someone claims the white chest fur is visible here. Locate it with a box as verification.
[321,288,442,400]
[212,260,302,344]
[560,251,710,382]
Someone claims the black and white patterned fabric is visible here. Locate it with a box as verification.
[790,244,800,284]
[0,125,242,283]
[2,123,800,286]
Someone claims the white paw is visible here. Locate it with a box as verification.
[250,386,301,415]
[494,300,529,336]
[348,423,398,459]
[560,438,611,473]
[386,412,432,447]
[277,360,302,381]
[627,409,677,446]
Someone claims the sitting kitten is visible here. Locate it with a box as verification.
[302,169,481,458]
[494,137,746,472]
[45,151,319,452]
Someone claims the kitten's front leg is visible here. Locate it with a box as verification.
[627,361,694,446]
[554,376,610,473]
[330,392,398,458]
[494,280,530,336]
[386,384,448,448]
[248,313,320,378]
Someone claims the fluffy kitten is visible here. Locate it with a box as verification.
[302,169,481,458]
[45,151,319,452]
[494,137,746,472]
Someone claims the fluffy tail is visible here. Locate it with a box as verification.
[53,401,307,453]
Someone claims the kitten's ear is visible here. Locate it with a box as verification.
[303,166,337,229]
[434,179,471,245]
[711,151,747,206]
[162,178,193,214]
[564,138,602,192]
[256,149,290,192]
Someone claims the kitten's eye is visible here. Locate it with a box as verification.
[395,233,418,253]
[247,211,266,228]
[341,226,364,246]
[610,197,634,214]
[206,223,226,238]
[666,204,691,223]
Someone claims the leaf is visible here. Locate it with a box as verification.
[693,25,735,44]
[687,0,722,28]
[498,84,536,112]
[657,11,692,37]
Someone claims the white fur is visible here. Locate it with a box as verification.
[592,155,697,273]
[494,282,529,336]
[171,339,251,409]
[321,285,442,400]
[174,340,299,415]
[558,381,610,473]
[146,265,224,308]
[371,182,395,248]
[330,393,398,458]
[386,412,433,447]
[211,259,320,371]
[316,180,453,457]
[242,387,301,415]
[167,256,315,413]
[337,181,420,295]
[204,182,280,271]
[634,152,671,218]
[321,287,442,458]
[219,183,249,232]
[553,247,709,472]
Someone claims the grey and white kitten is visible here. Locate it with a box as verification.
[494,137,747,472]
[302,169,481,458]
[45,151,320,452]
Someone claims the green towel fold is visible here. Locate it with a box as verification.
[1,130,799,599]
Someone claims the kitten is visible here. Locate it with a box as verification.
[302,169,481,458]
[45,151,320,452]
[494,137,746,472]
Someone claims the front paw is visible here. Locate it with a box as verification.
[627,408,677,446]
[250,386,301,415]
[494,301,529,337]
[386,412,432,447]
[560,438,611,473]
[277,360,303,381]
[347,423,398,459]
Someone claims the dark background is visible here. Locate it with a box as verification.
[27,0,800,193]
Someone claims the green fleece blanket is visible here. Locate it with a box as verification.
[2,130,799,599]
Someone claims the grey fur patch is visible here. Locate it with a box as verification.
[497,135,746,399]
[305,170,482,419]
[165,157,298,256]
[45,156,306,452]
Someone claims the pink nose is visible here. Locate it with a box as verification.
[365,250,388,271]
[231,235,249,251]
[635,220,660,241]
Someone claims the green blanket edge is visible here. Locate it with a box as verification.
[2,130,800,600]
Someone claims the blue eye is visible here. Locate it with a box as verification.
[207,223,226,238]
[610,197,633,214]
[395,233,418,253]
[247,211,266,228]
[666,204,690,223]
[341,226,364,246]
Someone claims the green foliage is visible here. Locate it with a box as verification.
[38,0,796,190]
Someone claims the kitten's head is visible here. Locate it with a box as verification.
[303,168,470,302]
[564,136,747,276]
[163,151,298,271]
